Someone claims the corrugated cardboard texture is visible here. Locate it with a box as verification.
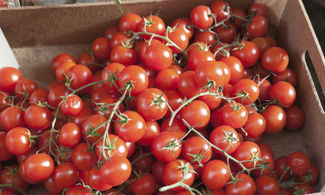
[0,0,325,194]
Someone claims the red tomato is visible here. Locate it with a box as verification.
[262,105,286,134]
[214,24,237,43]
[247,16,268,38]
[60,94,83,116]
[24,105,52,130]
[119,13,142,32]
[255,175,280,195]
[114,110,146,142]
[285,105,305,130]
[162,159,195,192]
[95,134,127,161]
[118,65,149,95]
[72,142,96,171]
[88,167,112,191]
[233,141,261,169]
[59,122,81,148]
[0,166,29,193]
[287,152,311,175]
[202,160,230,190]
[167,27,189,53]
[182,136,212,164]
[104,26,119,40]
[160,117,187,139]
[194,61,228,88]
[91,37,110,59]
[5,127,31,155]
[51,53,76,72]
[191,5,213,29]
[24,153,54,182]
[210,125,241,154]
[66,65,93,92]
[274,156,290,181]
[81,114,108,143]
[101,63,125,93]
[138,120,160,146]
[29,89,48,105]
[226,173,256,195]
[210,0,230,22]
[231,41,260,67]
[251,36,277,54]
[194,31,217,46]
[110,46,137,66]
[55,61,76,81]
[177,71,201,98]
[44,176,63,193]
[243,113,266,138]
[248,3,266,16]
[187,50,215,71]
[180,100,210,129]
[171,17,194,39]
[100,156,132,186]
[220,102,248,128]
[140,39,173,71]
[14,78,38,98]
[151,132,182,162]
[272,68,297,86]
[220,56,244,84]
[53,162,79,188]
[269,81,296,107]
[0,67,22,93]
[296,163,319,185]
[262,47,289,73]
[231,8,246,28]
[252,148,274,176]
[130,174,157,195]
[48,86,69,108]
[155,69,179,91]
[66,186,92,195]
[231,79,260,105]
[137,15,166,37]
[137,88,168,121]
[0,106,25,131]
[78,52,101,72]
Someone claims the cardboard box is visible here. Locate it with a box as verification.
[0,0,325,194]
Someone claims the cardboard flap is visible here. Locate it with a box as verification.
[0,28,19,68]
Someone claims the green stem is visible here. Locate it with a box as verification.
[0,184,27,195]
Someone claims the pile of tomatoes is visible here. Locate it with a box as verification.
[0,1,319,195]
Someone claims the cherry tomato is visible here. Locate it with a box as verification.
[296,163,319,185]
[233,141,261,169]
[4,127,31,155]
[262,47,289,73]
[119,13,142,32]
[202,160,230,190]
[210,0,230,22]
[269,81,296,107]
[44,176,63,193]
[182,136,212,164]
[105,26,119,40]
[160,117,187,139]
[95,134,127,161]
[177,71,201,98]
[155,69,179,91]
[292,183,315,194]
[118,65,149,95]
[191,5,213,29]
[138,120,160,146]
[48,86,69,108]
[274,156,291,180]
[72,142,96,171]
[60,94,83,116]
[100,156,132,186]
[225,173,256,195]
[24,153,54,182]
[110,46,137,66]
[0,166,29,193]
[194,31,217,46]
[256,78,271,102]
[55,61,76,81]
[220,102,248,128]
[140,39,173,71]
[130,173,156,195]
[151,132,182,162]
[59,122,81,148]
[81,114,108,143]
[214,23,237,43]
[251,36,277,54]
[243,113,266,138]
[92,37,110,59]
[88,167,113,191]
[188,50,215,71]
[114,110,146,142]
[66,186,92,195]
[210,125,241,154]
[110,32,130,48]
[29,89,48,105]
[194,61,228,88]
[162,159,195,192]
[137,88,168,121]
[284,105,305,131]
[171,17,194,39]
[14,78,38,98]
[231,41,260,67]
[53,162,79,188]
[255,175,280,195]
[247,16,268,38]
[67,65,93,92]
[198,87,222,109]
[231,79,259,105]
[24,105,52,130]
[167,27,189,53]
[287,151,311,175]
[78,52,101,73]
[0,106,25,131]
[262,105,286,134]
[272,68,297,86]
[101,63,125,93]
[231,8,246,28]
[248,3,266,17]
[252,148,274,176]
[220,56,244,84]
[137,15,166,37]
[180,100,210,128]
[51,53,76,72]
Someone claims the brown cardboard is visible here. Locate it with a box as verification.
[0,0,325,194]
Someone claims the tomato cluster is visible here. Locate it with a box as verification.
[0,1,319,195]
